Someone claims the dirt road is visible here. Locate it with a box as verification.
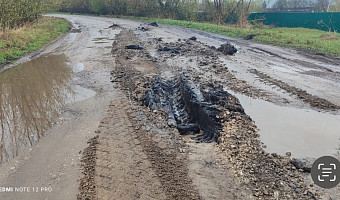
[0,14,339,200]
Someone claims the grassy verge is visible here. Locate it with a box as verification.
[121,16,340,56]
[0,17,71,64]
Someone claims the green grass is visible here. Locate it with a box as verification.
[122,16,340,56]
[0,17,71,64]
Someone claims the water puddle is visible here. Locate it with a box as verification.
[232,92,340,159]
[0,54,95,164]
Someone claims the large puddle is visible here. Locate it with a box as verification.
[233,92,340,159]
[0,54,95,164]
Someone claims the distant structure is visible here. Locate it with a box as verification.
[264,0,332,12]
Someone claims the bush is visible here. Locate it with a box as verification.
[0,0,41,31]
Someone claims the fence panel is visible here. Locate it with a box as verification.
[248,12,340,32]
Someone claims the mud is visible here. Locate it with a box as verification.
[145,75,227,142]
[45,15,340,200]
[103,27,323,199]
[78,28,255,199]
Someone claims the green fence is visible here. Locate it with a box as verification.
[248,12,340,32]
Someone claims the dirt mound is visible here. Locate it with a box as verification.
[217,42,237,55]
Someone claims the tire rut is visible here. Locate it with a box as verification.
[78,96,201,200]
[249,68,340,111]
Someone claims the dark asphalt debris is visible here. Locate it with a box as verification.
[217,42,237,55]
[189,36,197,41]
[244,34,257,40]
[149,22,159,27]
[125,45,144,50]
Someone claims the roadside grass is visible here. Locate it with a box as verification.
[122,16,340,56]
[0,17,71,64]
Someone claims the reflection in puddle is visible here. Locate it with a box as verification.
[0,54,72,164]
[233,92,340,159]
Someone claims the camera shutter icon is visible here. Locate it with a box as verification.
[312,156,340,188]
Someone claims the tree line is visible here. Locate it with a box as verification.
[1,0,264,31]
[45,0,264,25]
[0,0,41,31]
[1,0,340,32]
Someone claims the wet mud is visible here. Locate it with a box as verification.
[77,29,252,199]
[145,75,223,142]
[94,28,323,199]
[144,75,246,143]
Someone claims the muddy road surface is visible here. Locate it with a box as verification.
[0,14,339,200]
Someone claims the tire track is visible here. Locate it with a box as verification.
[78,96,201,200]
